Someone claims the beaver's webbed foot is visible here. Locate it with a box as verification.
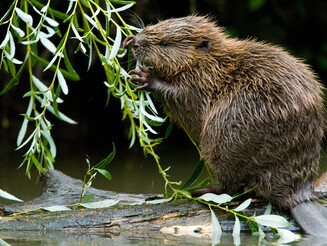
[128,65,160,91]
[191,184,224,197]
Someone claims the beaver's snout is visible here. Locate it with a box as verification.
[123,35,141,50]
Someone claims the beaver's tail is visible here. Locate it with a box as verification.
[291,202,327,236]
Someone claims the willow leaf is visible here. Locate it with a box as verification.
[32,53,79,81]
[109,27,121,60]
[0,57,27,95]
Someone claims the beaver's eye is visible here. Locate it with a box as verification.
[160,41,169,47]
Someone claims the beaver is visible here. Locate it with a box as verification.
[123,16,327,236]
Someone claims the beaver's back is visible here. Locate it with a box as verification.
[200,40,324,209]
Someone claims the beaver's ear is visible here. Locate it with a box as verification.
[196,37,212,52]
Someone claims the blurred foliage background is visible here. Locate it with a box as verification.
[1,0,327,158]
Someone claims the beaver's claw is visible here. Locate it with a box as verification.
[123,35,135,50]
[128,65,152,90]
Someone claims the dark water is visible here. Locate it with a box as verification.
[1,141,327,245]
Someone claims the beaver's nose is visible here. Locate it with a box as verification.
[132,35,140,49]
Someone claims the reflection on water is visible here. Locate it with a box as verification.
[2,230,327,246]
[0,140,201,204]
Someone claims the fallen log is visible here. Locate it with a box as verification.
[1,169,326,237]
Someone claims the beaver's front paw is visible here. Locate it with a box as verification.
[128,65,155,91]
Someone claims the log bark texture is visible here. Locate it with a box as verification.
[1,169,326,236]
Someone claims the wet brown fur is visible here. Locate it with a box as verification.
[130,16,325,210]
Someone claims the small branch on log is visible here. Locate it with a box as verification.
[2,169,327,236]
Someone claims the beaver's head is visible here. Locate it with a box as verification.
[126,16,226,78]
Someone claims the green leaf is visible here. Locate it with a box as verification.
[0,33,9,49]
[186,177,210,191]
[15,8,33,26]
[94,143,116,170]
[199,193,233,204]
[110,0,136,4]
[41,129,56,158]
[234,198,252,212]
[145,198,172,205]
[95,168,112,180]
[248,218,259,233]
[0,188,23,202]
[233,215,241,245]
[7,59,16,77]
[43,205,71,212]
[180,158,205,190]
[29,0,68,20]
[109,3,134,13]
[0,2,14,23]
[31,53,79,81]
[165,121,173,138]
[233,215,241,235]
[31,155,46,175]
[0,237,11,246]
[57,69,68,95]
[253,215,289,228]
[109,27,122,60]
[210,206,222,245]
[17,96,33,146]
[277,228,301,244]
[80,199,118,209]
[80,194,94,203]
[63,48,79,79]
[11,24,25,37]
[264,202,272,215]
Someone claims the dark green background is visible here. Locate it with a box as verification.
[1,0,327,159]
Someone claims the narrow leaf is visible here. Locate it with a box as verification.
[95,168,112,180]
[43,205,71,212]
[94,144,116,169]
[0,33,9,49]
[233,215,241,246]
[17,97,33,146]
[264,202,272,215]
[277,228,301,244]
[0,189,23,202]
[199,193,233,204]
[145,198,172,205]
[80,199,118,209]
[0,3,14,23]
[35,95,77,124]
[11,24,25,37]
[8,32,15,59]
[0,237,11,246]
[145,91,157,114]
[44,16,59,27]
[71,23,83,42]
[210,206,222,245]
[253,215,289,228]
[41,5,48,13]
[0,56,27,95]
[234,198,252,212]
[181,158,205,190]
[15,8,33,26]
[41,129,57,158]
[108,27,122,60]
[80,194,94,203]
[233,215,241,236]
[108,3,134,13]
[57,70,68,95]
[39,35,57,54]
[16,128,37,150]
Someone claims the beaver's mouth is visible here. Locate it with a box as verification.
[123,35,152,67]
